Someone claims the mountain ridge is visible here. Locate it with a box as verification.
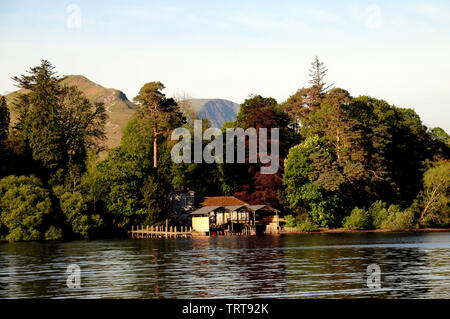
[3,76,240,148]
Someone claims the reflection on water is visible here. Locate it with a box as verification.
[0,232,449,298]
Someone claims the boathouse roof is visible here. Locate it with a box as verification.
[200,196,247,207]
[190,206,221,215]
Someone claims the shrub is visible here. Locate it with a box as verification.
[368,200,389,229]
[297,217,318,232]
[380,205,415,230]
[45,225,63,241]
[0,175,51,241]
[343,207,371,230]
[57,189,103,239]
[285,215,297,227]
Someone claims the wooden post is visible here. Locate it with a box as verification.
[165,219,168,237]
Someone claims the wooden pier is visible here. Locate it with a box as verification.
[129,224,193,239]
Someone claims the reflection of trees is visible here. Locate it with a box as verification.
[211,236,287,297]
[282,233,432,298]
[0,242,61,297]
[0,233,446,298]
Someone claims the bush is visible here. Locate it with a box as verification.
[297,217,318,232]
[285,215,297,227]
[368,201,389,229]
[56,189,103,239]
[45,225,63,241]
[343,207,371,230]
[0,175,51,241]
[380,205,415,230]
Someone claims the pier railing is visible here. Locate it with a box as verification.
[129,225,193,239]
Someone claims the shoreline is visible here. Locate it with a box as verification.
[280,227,450,235]
[1,228,449,243]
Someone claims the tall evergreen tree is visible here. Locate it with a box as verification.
[133,82,184,168]
[309,56,333,95]
[308,56,333,110]
[13,60,64,171]
[12,60,107,180]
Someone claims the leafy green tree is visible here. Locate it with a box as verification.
[55,188,102,239]
[141,175,166,224]
[58,86,107,167]
[418,161,450,226]
[0,175,51,241]
[96,148,148,230]
[283,135,345,227]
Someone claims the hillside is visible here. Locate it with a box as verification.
[186,98,240,128]
[4,76,241,148]
[5,75,135,149]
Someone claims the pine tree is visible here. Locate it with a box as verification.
[13,60,64,171]
[133,82,184,168]
[12,60,107,176]
[309,56,333,94]
[308,56,333,111]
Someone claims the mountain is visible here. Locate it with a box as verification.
[3,75,241,148]
[186,98,240,128]
[5,75,135,149]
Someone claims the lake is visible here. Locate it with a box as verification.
[0,232,449,298]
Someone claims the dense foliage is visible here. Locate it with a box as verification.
[0,58,449,241]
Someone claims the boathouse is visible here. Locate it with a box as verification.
[190,196,280,235]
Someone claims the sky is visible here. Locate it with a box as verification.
[1,0,450,132]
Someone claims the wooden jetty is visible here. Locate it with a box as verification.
[129,224,193,239]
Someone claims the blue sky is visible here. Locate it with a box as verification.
[1,0,450,131]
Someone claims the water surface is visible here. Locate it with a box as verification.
[0,232,449,298]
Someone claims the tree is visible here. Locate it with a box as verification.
[56,188,103,239]
[283,135,345,227]
[308,56,333,111]
[429,127,450,159]
[0,95,9,143]
[222,95,296,208]
[96,148,148,230]
[58,86,107,167]
[13,60,65,171]
[133,82,184,168]
[309,56,333,94]
[141,175,166,224]
[283,56,333,131]
[0,96,10,177]
[418,161,450,226]
[0,175,52,241]
[12,60,107,178]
